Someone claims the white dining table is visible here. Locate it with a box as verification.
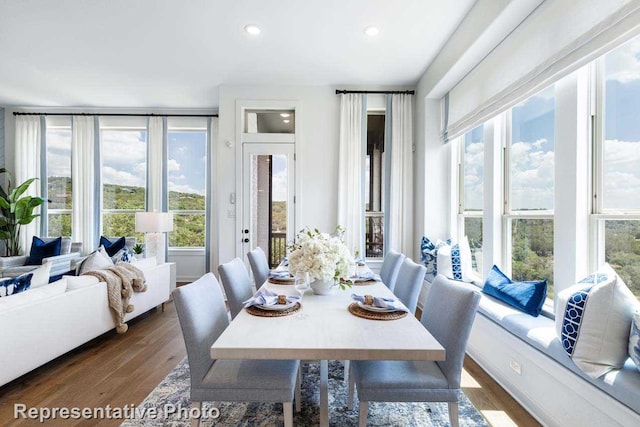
[210,280,445,427]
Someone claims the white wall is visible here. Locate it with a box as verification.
[216,85,341,267]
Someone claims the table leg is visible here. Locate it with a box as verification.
[320,359,328,427]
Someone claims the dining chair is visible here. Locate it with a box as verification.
[349,275,481,427]
[247,247,270,290]
[392,257,427,314]
[379,249,406,292]
[173,273,300,427]
[217,258,254,319]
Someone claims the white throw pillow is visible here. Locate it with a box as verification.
[556,263,639,378]
[629,311,640,372]
[78,247,113,275]
[436,236,473,282]
[29,261,52,289]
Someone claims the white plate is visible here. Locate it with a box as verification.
[356,301,397,313]
[257,300,297,311]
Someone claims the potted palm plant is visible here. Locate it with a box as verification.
[0,168,46,256]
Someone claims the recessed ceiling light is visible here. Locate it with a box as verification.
[283,119,290,124]
[364,26,379,37]
[280,113,290,118]
[244,25,261,35]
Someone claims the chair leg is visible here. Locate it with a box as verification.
[358,401,368,427]
[448,401,459,427]
[295,365,302,413]
[347,368,355,410]
[283,401,294,427]
[190,401,202,427]
[343,359,350,382]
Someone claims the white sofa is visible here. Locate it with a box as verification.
[0,261,176,387]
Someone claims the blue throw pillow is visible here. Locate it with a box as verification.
[420,236,451,276]
[0,273,33,297]
[100,236,126,257]
[482,265,548,317]
[27,236,62,265]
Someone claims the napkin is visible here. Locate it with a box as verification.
[354,270,381,281]
[269,270,292,279]
[351,294,408,312]
[244,289,300,308]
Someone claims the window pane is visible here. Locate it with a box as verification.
[603,38,640,210]
[168,213,205,247]
[103,213,144,242]
[510,86,555,211]
[464,217,483,274]
[604,220,640,301]
[244,110,295,133]
[101,130,147,210]
[463,125,484,211]
[365,114,385,259]
[46,129,72,210]
[48,214,71,237]
[168,131,206,210]
[511,218,554,298]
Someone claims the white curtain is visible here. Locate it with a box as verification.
[388,94,414,257]
[72,116,96,253]
[147,116,164,212]
[337,94,365,256]
[14,116,41,254]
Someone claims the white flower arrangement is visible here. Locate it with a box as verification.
[288,227,355,286]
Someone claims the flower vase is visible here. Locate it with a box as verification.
[310,279,336,295]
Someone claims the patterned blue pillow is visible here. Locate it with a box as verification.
[111,247,135,264]
[0,273,33,297]
[420,236,451,276]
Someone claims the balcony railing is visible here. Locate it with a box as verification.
[366,211,384,258]
[270,232,287,268]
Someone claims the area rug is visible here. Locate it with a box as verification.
[121,359,488,426]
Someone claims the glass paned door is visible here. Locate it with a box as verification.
[242,144,295,267]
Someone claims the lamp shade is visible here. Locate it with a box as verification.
[135,212,174,233]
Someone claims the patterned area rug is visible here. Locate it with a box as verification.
[121,359,488,426]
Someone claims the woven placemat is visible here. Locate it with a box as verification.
[340,278,378,286]
[246,302,301,317]
[268,276,295,285]
[347,302,408,321]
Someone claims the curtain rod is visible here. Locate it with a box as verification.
[335,89,415,95]
[13,112,218,117]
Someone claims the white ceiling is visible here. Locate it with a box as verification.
[0,0,477,109]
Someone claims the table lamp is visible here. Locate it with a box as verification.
[135,211,173,264]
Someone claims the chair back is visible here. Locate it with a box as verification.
[422,275,480,389]
[172,273,230,388]
[379,250,405,292]
[247,247,270,289]
[218,257,254,319]
[393,258,426,314]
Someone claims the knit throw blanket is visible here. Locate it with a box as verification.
[83,264,147,334]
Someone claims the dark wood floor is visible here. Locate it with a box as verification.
[0,301,539,426]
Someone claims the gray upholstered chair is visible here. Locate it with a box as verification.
[172,273,300,427]
[247,247,270,290]
[392,257,427,314]
[379,249,406,292]
[217,258,254,319]
[349,275,481,427]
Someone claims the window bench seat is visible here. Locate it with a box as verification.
[424,275,640,426]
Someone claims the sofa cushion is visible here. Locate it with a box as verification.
[0,278,67,311]
[64,275,100,291]
[27,236,62,265]
[0,273,33,297]
[556,264,638,378]
[100,236,126,257]
[629,311,640,373]
[482,265,547,317]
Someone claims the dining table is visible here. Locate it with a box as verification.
[210,278,445,427]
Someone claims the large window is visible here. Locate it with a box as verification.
[459,124,484,274]
[100,128,147,240]
[45,117,72,236]
[167,129,207,247]
[365,113,386,258]
[594,36,640,301]
[505,86,556,297]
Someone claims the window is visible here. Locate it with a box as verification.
[167,128,207,248]
[365,113,385,258]
[45,118,72,236]
[594,36,640,301]
[459,125,484,274]
[100,128,147,240]
[505,86,556,297]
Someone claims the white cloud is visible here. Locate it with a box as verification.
[510,140,554,210]
[463,141,484,210]
[168,181,205,196]
[168,158,180,172]
[272,170,288,202]
[102,166,145,187]
[603,139,640,209]
[605,38,640,84]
